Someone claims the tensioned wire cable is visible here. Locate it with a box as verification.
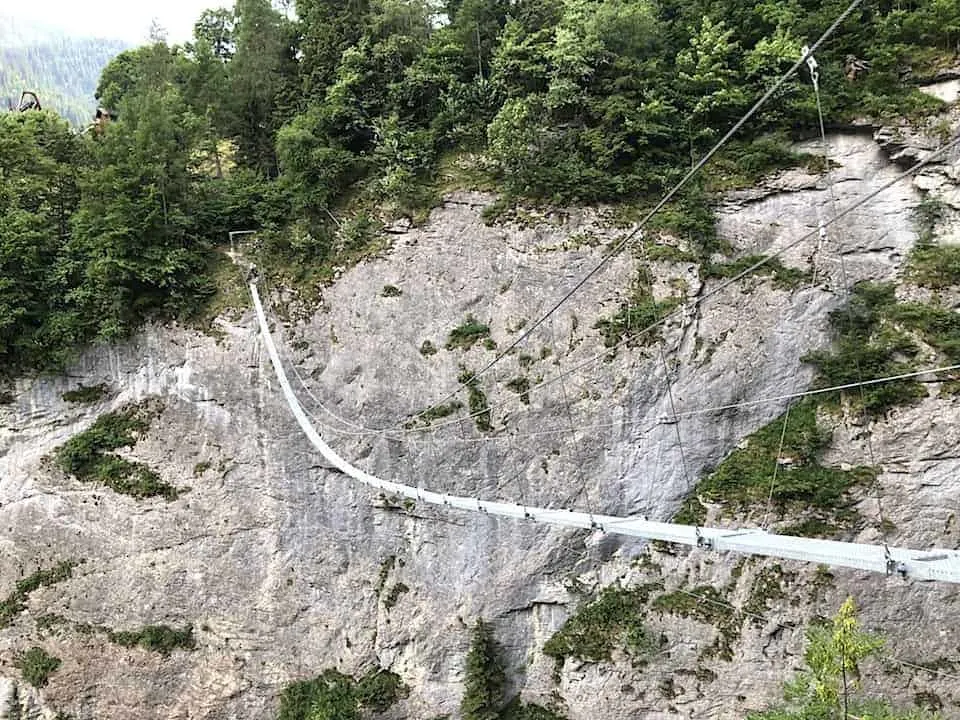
[273,284,960,441]
[273,45,957,446]
[405,135,960,436]
[408,0,867,422]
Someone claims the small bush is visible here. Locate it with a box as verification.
[108,625,196,655]
[802,282,958,415]
[543,584,663,666]
[674,400,872,528]
[595,295,680,350]
[279,668,406,720]
[54,403,179,500]
[446,316,491,351]
[14,647,61,687]
[355,669,406,712]
[420,340,437,356]
[505,377,530,404]
[908,243,960,289]
[702,255,809,290]
[381,285,402,297]
[61,384,109,404]
[409,401,463,428]
[652,585,740,659]
[459,368,492,432]
[499,697,568,720]
[0,561,76,628]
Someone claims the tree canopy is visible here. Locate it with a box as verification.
[1,0,956,373]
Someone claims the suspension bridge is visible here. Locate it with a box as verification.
[241,0,960,585]
[249,282,960,584]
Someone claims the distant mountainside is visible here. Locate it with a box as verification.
[0,14,128,126]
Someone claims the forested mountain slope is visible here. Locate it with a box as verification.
[0,14,127,125]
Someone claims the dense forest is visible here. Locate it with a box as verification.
[0,14,128,126]
[0,0,956,376]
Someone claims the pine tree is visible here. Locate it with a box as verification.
[461,619,506,720]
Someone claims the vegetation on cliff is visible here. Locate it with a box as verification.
[1,0,956,374]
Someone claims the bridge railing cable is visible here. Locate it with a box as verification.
[251,279,960,584]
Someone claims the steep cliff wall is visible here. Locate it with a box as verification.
[1,109,959,719]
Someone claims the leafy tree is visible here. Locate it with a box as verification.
[748,598,933,720]
[296,0,370,100]
[71,44,212,339]
[229,0,299,175]
[786,597,884,717]
[675,16,748,157]
[0,111,85,370]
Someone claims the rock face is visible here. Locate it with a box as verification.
[1,121,960,720]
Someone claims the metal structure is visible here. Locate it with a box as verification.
[249,281,960,585]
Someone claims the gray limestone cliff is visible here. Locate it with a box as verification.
[1,88,960,720]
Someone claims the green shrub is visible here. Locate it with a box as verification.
[652,586,740,660]
[408,401,464,428]
[54,403,179,500]
[356,669,406,712]
[802,282,960,415]
[505,377,530,404]
[108,625,195,655]
[14,647,60,687]
[278,668,406,720]
[447,317,491,351]
[499,697,568,720]
[907,243,960,289]
[280,670,359,720]
[0,561,76,628]
[61,384,109,404]
[595,295,680,351]
[702,255,809,290]
[459,368,493,432]
[543,584,663,667]
[674,400,872,529]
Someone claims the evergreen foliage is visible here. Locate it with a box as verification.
[803,281,960,416]
[107,625,196,655]
[673,399,873,531]
[54,402,179,499]
[462,620,506,720]
[278,668,405,720]
[749,598,936,720]
[543,584,663,666]
[1,0,956,375]
[0,561,76,628]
